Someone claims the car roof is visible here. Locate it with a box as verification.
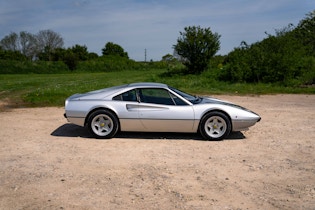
[128,82,168,88]
[86,83,168,98]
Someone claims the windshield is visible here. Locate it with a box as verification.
[169,86,202,104]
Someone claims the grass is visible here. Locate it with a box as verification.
[0,69,314,108]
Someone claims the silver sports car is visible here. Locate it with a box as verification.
[64,82,261,140]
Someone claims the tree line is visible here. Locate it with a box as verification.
[0,29,132,71]
[219,11,315,86]
[1,10,314,86]
[170,11,314,86]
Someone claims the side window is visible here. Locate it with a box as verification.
[113,89,137,102]
[140,88,175,105]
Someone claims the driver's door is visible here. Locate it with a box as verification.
[137,88,195,132]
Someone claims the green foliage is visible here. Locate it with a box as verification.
[220,11,315,86]
[0,11,314,88]
[295,11,315,56]
[77,55,136,72]
[162,54,172,61]
[1,71,313,108]
[102,42,128,58]
[88,52,98,60]
[299,56,315,85]
[37,45,96,70]
[63,51,78,71]
[76,55,169,72]
[0,60,69,74]
[174,26,221,74]
[0,48,27,61]
[159,54,186,76]
[0,30,64,61]
[0,54,170,74]
[70,45,90,61]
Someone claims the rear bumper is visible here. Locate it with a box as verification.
[64,113,85,127]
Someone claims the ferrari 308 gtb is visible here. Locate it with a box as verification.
[64,82,261,140]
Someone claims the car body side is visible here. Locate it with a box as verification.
[65,84,260,134]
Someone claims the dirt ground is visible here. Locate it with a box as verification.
[0,94,314,210]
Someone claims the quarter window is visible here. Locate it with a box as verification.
[113,89,137,102]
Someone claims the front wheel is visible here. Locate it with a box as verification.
[199,112,231,140]
[87,110,119,139]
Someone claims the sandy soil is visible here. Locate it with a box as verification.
[0,94,314,210]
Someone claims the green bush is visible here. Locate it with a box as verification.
[220,30,314,86]
[0,60,69,74]
[76,55,169,72]
[0,55,171,74]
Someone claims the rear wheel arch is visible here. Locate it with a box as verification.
[85,107,119,127]
[85,108,121,139]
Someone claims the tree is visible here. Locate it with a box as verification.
[0,32,19,51]
[295,10,315,56]
[70,44,89,61]
[221,20,312,85]
[63,49,78,71]
[0,46,27,61]
[173,26,221,74]
[162,54,176,62]
[36,29,64,61]
[0,31,37,60]
[19,31,38,60]
[0,30,64,60]
[102,42,128,58]
[88,52,98,60]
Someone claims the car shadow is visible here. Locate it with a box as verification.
[51,124,92,138]
[51,124,245,141]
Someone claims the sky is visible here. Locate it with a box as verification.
[0,0,314,61]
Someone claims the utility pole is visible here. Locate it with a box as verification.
[144,49,147,62]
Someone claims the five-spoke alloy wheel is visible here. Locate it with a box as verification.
[199,111,231,140]
[87,110,119,139]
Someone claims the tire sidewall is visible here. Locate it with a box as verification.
[199,111,231,140]
[87,110,119,139]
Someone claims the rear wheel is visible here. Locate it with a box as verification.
[199,112,231,140]
[87,110,119,139]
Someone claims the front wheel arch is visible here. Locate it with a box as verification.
[198,110,232,140]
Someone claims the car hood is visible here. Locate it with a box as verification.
[201,97,232,105]
[201,97,261,120]
[201,97,250,111]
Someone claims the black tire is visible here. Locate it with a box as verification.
[199,111,231,140]
[87,110,119,139]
